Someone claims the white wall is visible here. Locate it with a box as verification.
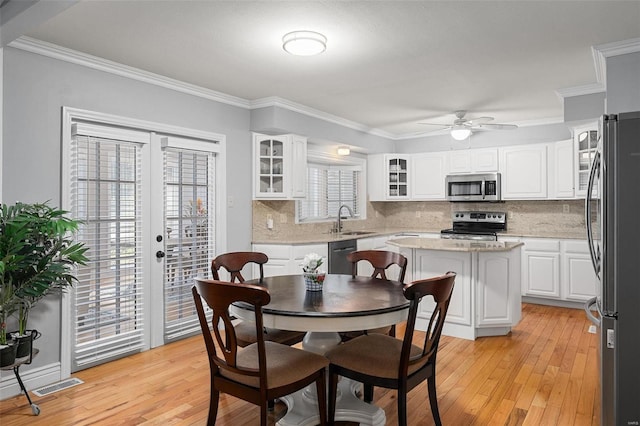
[607,51,640,114]
[1,46,252,374]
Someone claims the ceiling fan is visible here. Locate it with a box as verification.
[419,110,518,140]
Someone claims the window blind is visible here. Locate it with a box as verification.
[71,133,145,371]
[298,164,361,222]
[163,147,216,341]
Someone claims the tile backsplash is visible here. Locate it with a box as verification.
[252,199,587,241]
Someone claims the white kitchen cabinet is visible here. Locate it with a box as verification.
[548,139,575,199]
[410,152,448,200]
[253,133,307,199]
[367,154,410,201]
[403,244,521,340]
[476,250,521,327]
[413,250,472,327]
[448,148,499,174]
[500,144,548,199]
[252,243,328,277]
[521,238,561,298]
[561,240,598,302]
[573,123,599,198]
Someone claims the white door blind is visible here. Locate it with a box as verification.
[163,147,216,341]
[298,164,361,222]
[70,134,145,371]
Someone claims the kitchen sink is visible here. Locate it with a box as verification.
[339,231,375,236]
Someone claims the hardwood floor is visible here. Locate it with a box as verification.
[0,303,599,425]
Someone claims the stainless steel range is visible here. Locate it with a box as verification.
[440,211,507,241]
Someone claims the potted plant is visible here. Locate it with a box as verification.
[0,201,88,360]
[0,268,18,366]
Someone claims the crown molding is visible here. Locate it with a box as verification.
[250,96,395,139]
[591,37,640,90]
[556,83,605,100]
[8,36,251,108]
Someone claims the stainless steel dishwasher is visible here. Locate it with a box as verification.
[328,239,357,275]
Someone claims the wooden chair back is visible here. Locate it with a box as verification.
[401,271,456,375]
[211,251,268,282]
[347,250,408,283]
[192,279,269,382]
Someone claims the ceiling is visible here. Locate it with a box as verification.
[11,1,640,137]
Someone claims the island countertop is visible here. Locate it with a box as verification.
[387,236,524,252]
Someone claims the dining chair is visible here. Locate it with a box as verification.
[342,250,408,340]
[211,252,305,347]
[326,271,456,426]
[192,279,329,426]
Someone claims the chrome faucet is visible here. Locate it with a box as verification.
[336,204,354,233]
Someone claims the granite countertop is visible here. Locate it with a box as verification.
[252,228,585,245]
[387,237,524,252]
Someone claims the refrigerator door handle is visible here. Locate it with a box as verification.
[585,149,601,277]
[584,296,601,327]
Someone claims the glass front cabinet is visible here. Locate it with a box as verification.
[253,133,307,199]
[386,155,410,199]
[573,123,598,198]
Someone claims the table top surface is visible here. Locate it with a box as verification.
[240,274,409,319]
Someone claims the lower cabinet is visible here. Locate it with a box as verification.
[521,238,597,303]
[401,246,521,340]
[252,243,328,277]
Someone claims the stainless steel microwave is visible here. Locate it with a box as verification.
[445,172,502,202]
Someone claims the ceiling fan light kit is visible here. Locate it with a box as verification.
[451,125,472,140]
[282,31,327,56]
[419,110,518,140]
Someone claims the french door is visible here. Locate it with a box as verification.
[62,108,226,373]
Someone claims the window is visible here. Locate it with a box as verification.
[297,162,364,222]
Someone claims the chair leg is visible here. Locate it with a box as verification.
[328,371,339,425]
[315,371,327,425]
[397,386,408,426]
[427,376,442,426]
[364,383,374,403]
[207,388,219,426]
[260,401,268,426]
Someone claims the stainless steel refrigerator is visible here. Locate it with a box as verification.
[585,111,640,426]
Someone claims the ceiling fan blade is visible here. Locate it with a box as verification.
[477,123,518,130]
[466,116,493,125]
[418,122,451,127]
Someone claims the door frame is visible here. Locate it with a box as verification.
[60,106,227,378]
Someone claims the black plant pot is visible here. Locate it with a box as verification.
[0,341,18,367]
[11,330,40,359]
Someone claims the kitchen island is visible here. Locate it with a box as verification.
[387,237,524,340]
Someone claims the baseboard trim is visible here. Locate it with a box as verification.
[0,362,62,400]
[522,296,585,310]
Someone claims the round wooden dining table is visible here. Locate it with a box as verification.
[232,274,409,426]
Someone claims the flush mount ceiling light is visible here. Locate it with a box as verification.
[337,146,350,156]
[450,125,472,141]
[282,31,327,56]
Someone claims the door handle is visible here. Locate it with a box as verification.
[156,250,166,259]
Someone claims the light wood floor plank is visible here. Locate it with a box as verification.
[0,303,598,425]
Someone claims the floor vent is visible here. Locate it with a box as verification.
[33,377,84,397]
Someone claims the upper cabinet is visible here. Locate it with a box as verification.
[499,144,548,199]
[368,153,448,201]
[548,139,575,199]
[573,123,599,198]
[368,154,411,201]
[448,148,499,174]
[411,152,449,200]
[253,133,307,199]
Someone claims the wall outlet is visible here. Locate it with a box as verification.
[266,218,274,230]
[508,211,514,219]
[227,196,235,208]
[563,204,570,214]
[279,213,287,224]
[415,210,421,218]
